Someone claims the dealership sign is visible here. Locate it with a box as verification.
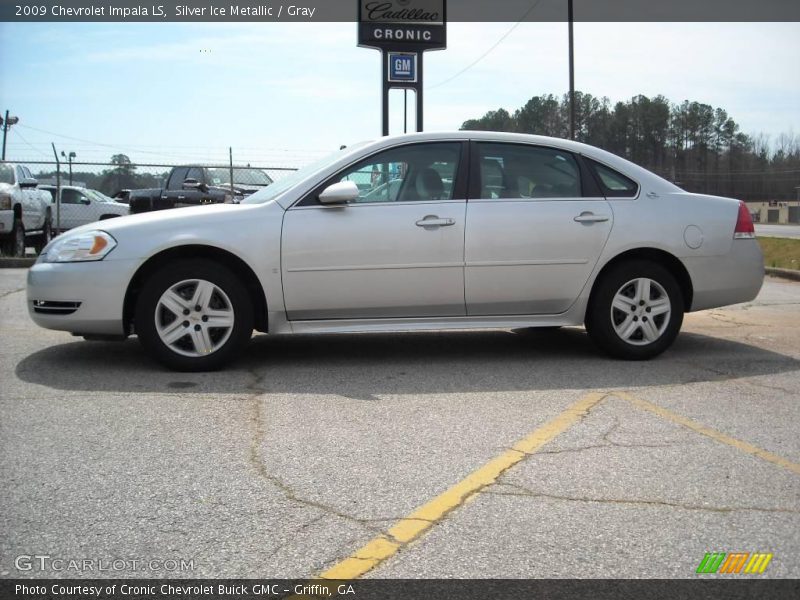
[388,52,418,82]
[358,0,446,51]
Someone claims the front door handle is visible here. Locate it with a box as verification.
[416,215,455,228]
[574,212,609,223]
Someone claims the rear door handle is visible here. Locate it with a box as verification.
[416,215,455,228]
[574,212,609,223]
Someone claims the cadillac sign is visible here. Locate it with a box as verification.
[358,0,447,51]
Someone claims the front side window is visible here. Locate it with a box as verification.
[475,143,582,199]
[0,164,13,185]
[61,189,88,205]
[586,159,639,198]
[329,142,462,204]
[185,167,204,182]
[168,168,189,190]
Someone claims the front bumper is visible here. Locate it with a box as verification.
[27,259,141,335]
[0,211,14,234]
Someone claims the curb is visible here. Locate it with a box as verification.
[765,267,800,282]
[0,257,36,268]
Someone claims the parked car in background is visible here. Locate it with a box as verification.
[128,166,273,214]
[40,185,129,231]
[27,132,763,371]
[0,162,53,256]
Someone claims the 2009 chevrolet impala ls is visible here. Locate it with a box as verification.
[28,132,764,371]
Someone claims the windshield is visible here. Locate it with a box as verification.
[206,168,273,187]
[86,189,115,203]
[241,143,371,205]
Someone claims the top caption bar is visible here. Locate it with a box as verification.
[2,0,799,22]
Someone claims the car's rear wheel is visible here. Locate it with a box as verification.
[585,260,684,360]
[135,259,253,371]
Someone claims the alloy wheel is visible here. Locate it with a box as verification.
[610,277,671,346]
[154,279,235,357]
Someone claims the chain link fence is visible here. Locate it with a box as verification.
[18,159,299,237]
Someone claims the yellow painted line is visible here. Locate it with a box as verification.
[614,391,800,475]
[317,392,608,581]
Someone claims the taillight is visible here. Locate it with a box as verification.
[734,201,755,239]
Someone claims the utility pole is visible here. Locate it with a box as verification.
[568,0,575,140]
[1,110,20,160]
[52,144,61,234]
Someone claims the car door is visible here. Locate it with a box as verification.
[17,166,42,230]
[464,142,613,315]
[282,141,468,320]
[59,188,90,230]
[160,167,190,209]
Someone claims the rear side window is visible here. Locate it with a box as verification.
[474,143,582,199]
[586,159,639,198]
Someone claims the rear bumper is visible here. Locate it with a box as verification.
[27,259,140,335]
[683,239,764,311]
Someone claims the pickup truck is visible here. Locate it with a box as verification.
[40,185,129,231]
[0,162,53,256]
[128,166,273,214]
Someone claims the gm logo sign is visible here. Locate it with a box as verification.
[388,52,417,83]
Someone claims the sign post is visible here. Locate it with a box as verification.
[358,0,447,136]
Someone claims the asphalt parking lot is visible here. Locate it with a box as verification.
[1,268,798,579]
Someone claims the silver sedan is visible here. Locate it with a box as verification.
[27,132,764,371]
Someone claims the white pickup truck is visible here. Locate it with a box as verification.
[0,162,53,256]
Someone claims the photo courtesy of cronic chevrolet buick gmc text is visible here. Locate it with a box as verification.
[27,132,764,371]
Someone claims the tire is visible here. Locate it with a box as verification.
[585,260,684,360]
[6,219,26,258]
[134,259,254,371]
[34,216,52,254]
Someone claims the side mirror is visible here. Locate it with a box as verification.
[19,177,39,189]
[80,196,91,205]
[182,178,201,190]
[319,181,359,205]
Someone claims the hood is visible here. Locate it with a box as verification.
[67,201,263,238]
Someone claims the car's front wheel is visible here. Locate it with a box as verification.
[585,260,684,360]
[34,215,52,254]
[4,219,26,257]
[135,259,254,371]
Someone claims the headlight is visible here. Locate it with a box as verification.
[0,193,11,210]
[39,230,117,263]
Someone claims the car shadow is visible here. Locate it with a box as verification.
[14,328,800,398]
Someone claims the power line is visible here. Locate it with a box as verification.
[428,0,544,90]
[9,128,50,158]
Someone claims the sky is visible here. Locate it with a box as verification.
[0,21,798,168]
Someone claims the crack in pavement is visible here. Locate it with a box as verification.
[244,368,387,538]
[0,287,24,300]
[706,310,770,328]
[487,482,799,515]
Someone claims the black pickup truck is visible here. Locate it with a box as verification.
[128,166,273,214]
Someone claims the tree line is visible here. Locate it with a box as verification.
[34,154,169,196]
[461,92,800,202]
